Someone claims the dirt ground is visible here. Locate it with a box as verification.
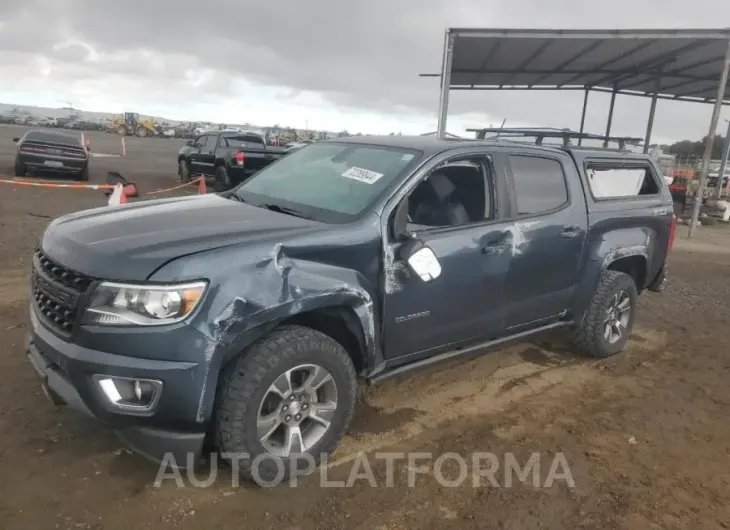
[1,123,730,529]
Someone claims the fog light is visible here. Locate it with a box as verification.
[93,375,162,412]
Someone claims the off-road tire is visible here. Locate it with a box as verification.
[572,270,638,358]
[14,158,26,177]
[214,165,232,192]
[215,325,357,484]
[178,159,191,182]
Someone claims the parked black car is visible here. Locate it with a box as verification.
[26,134,674,483]
[178,130,287,191]
[14,130,89,181]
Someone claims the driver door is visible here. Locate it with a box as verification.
[381,152,514,362]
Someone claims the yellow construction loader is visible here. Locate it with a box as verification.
[109,113,157,137]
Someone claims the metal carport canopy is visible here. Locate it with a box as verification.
[424,27,730,238]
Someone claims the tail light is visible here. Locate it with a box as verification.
[668,213,677,251]
[20,145,47,153]
[235,152,245,166]
[61,149,86,158]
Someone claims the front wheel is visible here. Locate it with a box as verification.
[178,159,190,182]
[215,325,357,483]
[572,270,637,358]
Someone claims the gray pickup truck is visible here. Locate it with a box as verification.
[26,133,674,483]
[178,130,287,191]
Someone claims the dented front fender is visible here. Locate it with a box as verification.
[149,237,380,424]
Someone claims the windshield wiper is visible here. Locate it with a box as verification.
[221,190,245,202]
[259,203,310,220]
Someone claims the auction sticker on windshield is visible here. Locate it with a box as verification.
[342,166,384,184]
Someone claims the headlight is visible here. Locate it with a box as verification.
[83,281,207,326]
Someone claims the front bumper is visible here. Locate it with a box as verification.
[26,308,207,469]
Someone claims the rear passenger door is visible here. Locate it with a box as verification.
[502,152,588,330]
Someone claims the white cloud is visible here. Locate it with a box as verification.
[1,0,729,140]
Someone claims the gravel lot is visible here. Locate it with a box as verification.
[1,123,730,529]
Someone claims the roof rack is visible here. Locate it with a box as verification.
[466,127,643,150]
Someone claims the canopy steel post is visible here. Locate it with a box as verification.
[604,88,617,147]
[437,31,455,139]
[689,39,730,238]
[578,88,589,146]
[713,119,730,199]
[643,75,662,154]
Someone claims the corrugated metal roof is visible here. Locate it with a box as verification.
[423,28,730,104]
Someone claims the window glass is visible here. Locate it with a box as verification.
[587,166,659,198]
[406,157,491,229]
[222,134,265,148]
[510,155,568,215]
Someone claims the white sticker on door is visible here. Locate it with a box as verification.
[342,166,384,184]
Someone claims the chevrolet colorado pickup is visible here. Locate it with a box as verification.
[26,135,675,482]
[177,130,287,191]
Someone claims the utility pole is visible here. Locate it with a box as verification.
[713,119,730,199]
[689,39,730,238]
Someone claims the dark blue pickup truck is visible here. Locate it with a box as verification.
[26,134,674,482]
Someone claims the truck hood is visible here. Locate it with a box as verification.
[41,194,320,281]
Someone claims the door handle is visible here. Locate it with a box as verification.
[561,226,581,239]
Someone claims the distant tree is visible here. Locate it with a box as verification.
[667,135,726,160]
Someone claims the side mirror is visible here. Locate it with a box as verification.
[185,140,193,147]
[12,137,19,142]
[400,240,442,282]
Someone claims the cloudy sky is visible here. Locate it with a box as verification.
[1,0,729,143]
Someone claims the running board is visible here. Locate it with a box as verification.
[369,321,571,384]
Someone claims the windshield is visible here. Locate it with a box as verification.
[234,143,421,223]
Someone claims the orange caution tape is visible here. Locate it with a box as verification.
[146,177,203,195]
[0,177,202,197]
[0,178,115,190]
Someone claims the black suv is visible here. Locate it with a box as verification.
[26,134,674,481]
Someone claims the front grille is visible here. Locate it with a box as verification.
[32,251,93,336]
[32,289,77,334]
[36,251,93,291]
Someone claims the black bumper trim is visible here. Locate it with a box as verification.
[115,428,204,470]
[28,341,93,416]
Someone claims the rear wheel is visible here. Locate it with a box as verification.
[115,125,127,136]
[14,157,26,177]
[136,126,147,138]
[214,165,232,192]
[572,270,637,358]
[215,325,357,483]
